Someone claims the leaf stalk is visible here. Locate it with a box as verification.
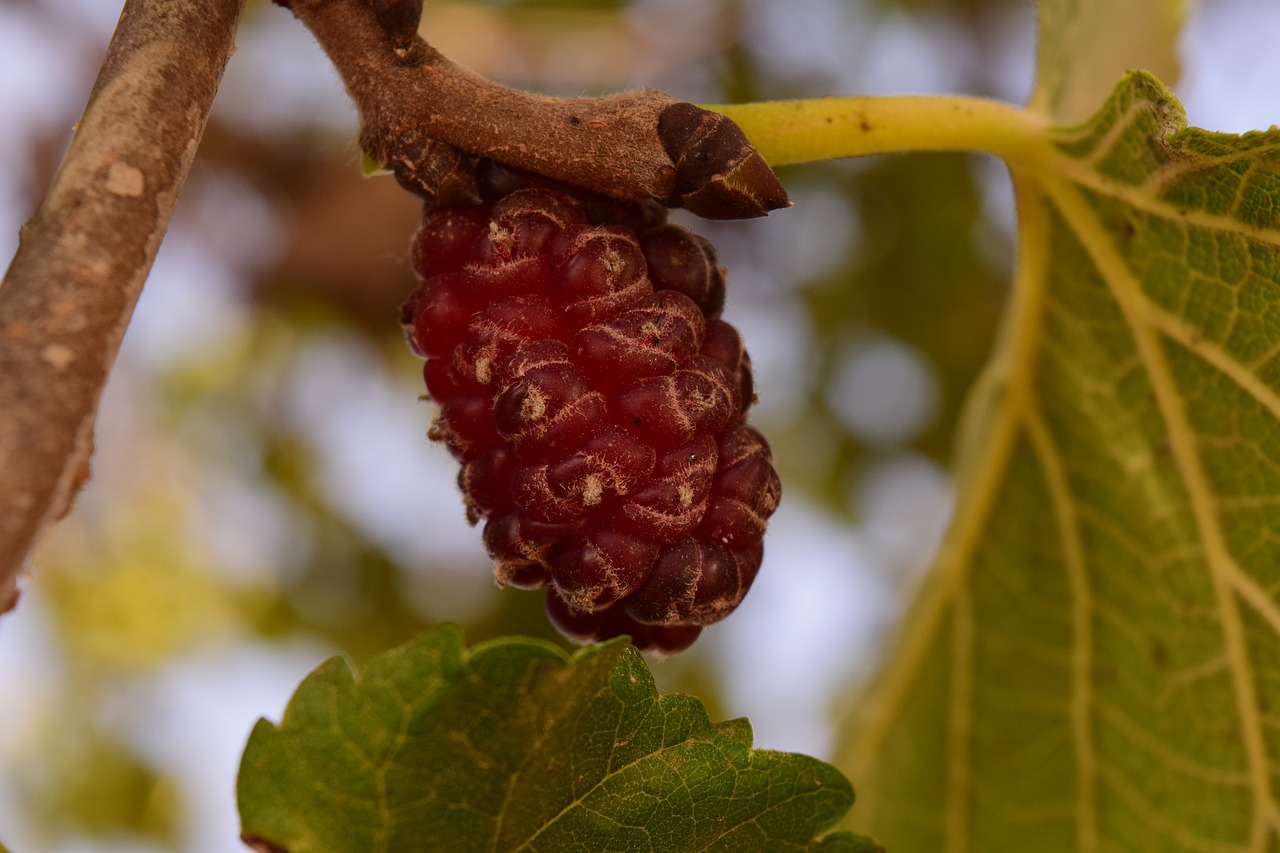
[708,95,1048,169]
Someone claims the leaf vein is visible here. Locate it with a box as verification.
[1045,174,1279,848]
[1024,405,1099,852]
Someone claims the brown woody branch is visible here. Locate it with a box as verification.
[282,0,789,219]
[0,0,246,611]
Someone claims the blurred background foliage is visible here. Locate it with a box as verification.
[2,0,1261,849]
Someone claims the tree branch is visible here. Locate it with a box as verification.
[282,0,789,219]
[0,0,247,611]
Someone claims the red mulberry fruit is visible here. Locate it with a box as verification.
[404,163,780,654]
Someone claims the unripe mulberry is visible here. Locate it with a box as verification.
[404,163,780,654]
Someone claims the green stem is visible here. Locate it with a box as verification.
[708,95,1048,169]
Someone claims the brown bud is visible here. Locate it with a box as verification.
[658,103,790,220]
[372,0,424,49]
[361,128,480,205]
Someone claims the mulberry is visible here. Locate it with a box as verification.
[404,162,780,653]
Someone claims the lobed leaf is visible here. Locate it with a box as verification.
[238,625,877,852]
[841,71,1280,851]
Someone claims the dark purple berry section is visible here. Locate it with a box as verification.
[404,162,780,652]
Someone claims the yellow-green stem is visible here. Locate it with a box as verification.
[708,95,1048,169]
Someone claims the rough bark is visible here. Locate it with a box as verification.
[284,0,789,219]
[0,0,247,610]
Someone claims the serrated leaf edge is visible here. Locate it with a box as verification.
[242,627,861,852]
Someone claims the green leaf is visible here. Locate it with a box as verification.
[840,71,1280,850]
[239,625,876,852]
[1032,0,1187,121]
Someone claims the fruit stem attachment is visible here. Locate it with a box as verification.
[279,0,789,218]
[708,95,1049,170]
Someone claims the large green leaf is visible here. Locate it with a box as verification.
[839,72,1280,850]
[238,625,878,852]
[1032,0,1186,121]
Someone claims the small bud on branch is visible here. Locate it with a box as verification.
[371,0,424,51]
[359,127,479,205]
